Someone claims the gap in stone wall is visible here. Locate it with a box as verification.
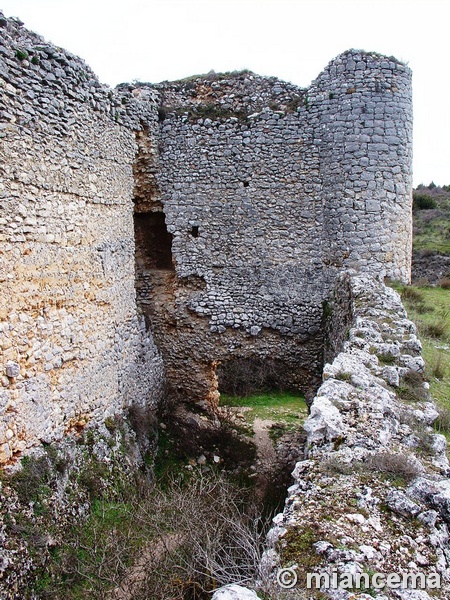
[133,210,176,333]
[134,212,174,271]
[216,356,313,399]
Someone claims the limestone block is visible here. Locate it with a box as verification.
[211,585,259,600]
[5,361,20,378]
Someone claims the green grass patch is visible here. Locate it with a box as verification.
[413,191,450,255]
[219,391,308,424]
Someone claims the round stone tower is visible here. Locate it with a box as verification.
[309,50,413,283]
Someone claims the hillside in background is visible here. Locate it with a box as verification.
[412,182,450,283]
[404,183,450,443]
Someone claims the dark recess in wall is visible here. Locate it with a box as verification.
[134,212,174,270]
[218,356,301,397]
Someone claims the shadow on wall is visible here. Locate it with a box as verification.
[134,212,174,271]
[217,357,312,400]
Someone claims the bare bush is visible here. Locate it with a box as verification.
[319,455,353,475]
[398,369,429,403]
[217,357,280,396]
[127,403,158,450]
[413,425,436,456]
[421,318,448,340]
[434,406,450,434]
[40,472,269,600]
[110,473,269,600]
[364,451,421,483]
[400,286,425,304]
[431,350,447,380]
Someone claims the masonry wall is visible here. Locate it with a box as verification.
[310,51,413,282]
[133,75,326,405]
[0,16,163,463]
[0,12,414,459]
[131,56,412,406]
[263,274,450,598]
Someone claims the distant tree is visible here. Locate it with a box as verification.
[413,192,436,210]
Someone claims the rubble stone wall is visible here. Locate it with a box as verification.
[0,15,164,464]
[311,52,413,284]
[0,11,414,460]
[131,52,412,403]
[265,273,450,599]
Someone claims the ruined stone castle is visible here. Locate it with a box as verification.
[0,13,413,463]
[5,13,450,600]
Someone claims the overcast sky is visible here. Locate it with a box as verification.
[2,0,448,186]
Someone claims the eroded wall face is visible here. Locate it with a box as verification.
[0,13,414,451]
[132,58,412,408]
[0,18,163,463]
[133,76,326,406]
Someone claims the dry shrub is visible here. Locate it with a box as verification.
[438,277,450,290]
[421,318,448,340]
[413,425,437,456]
[319,455,353,475]
[397,369,429,403]
[8,452,53,505]
[397,406,419,429]
[434,406,450,434]
[431,350,447,380]
[217,357,280,396]
[127,403,158,452]
[110,473,268,600]
[415,302,434,315]
[320,451,421,484]
[39,472,269,600]
[364,451,421,482]
[400,286,424,304]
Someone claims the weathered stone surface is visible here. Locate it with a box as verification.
[264,274,450,598]
[0,12,164,463]
[304,394,346,444]
[4,361,19,378]
[0,11,414,449]
[137,50,412,403]
[1,13,430,598]
[211,584,259,599]
[386,489,421,518]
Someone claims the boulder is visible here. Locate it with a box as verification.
[211,584,259,599]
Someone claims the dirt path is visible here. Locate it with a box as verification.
[108,533,182,600]
[110,417,280,598]
[252,418,277,503]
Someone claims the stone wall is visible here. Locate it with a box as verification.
[0,11,414,459]
[133,74,326,405]
[311,51,413,284]
[130,53,412,406]
[0,15,164,464]
[264,273,450,599]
